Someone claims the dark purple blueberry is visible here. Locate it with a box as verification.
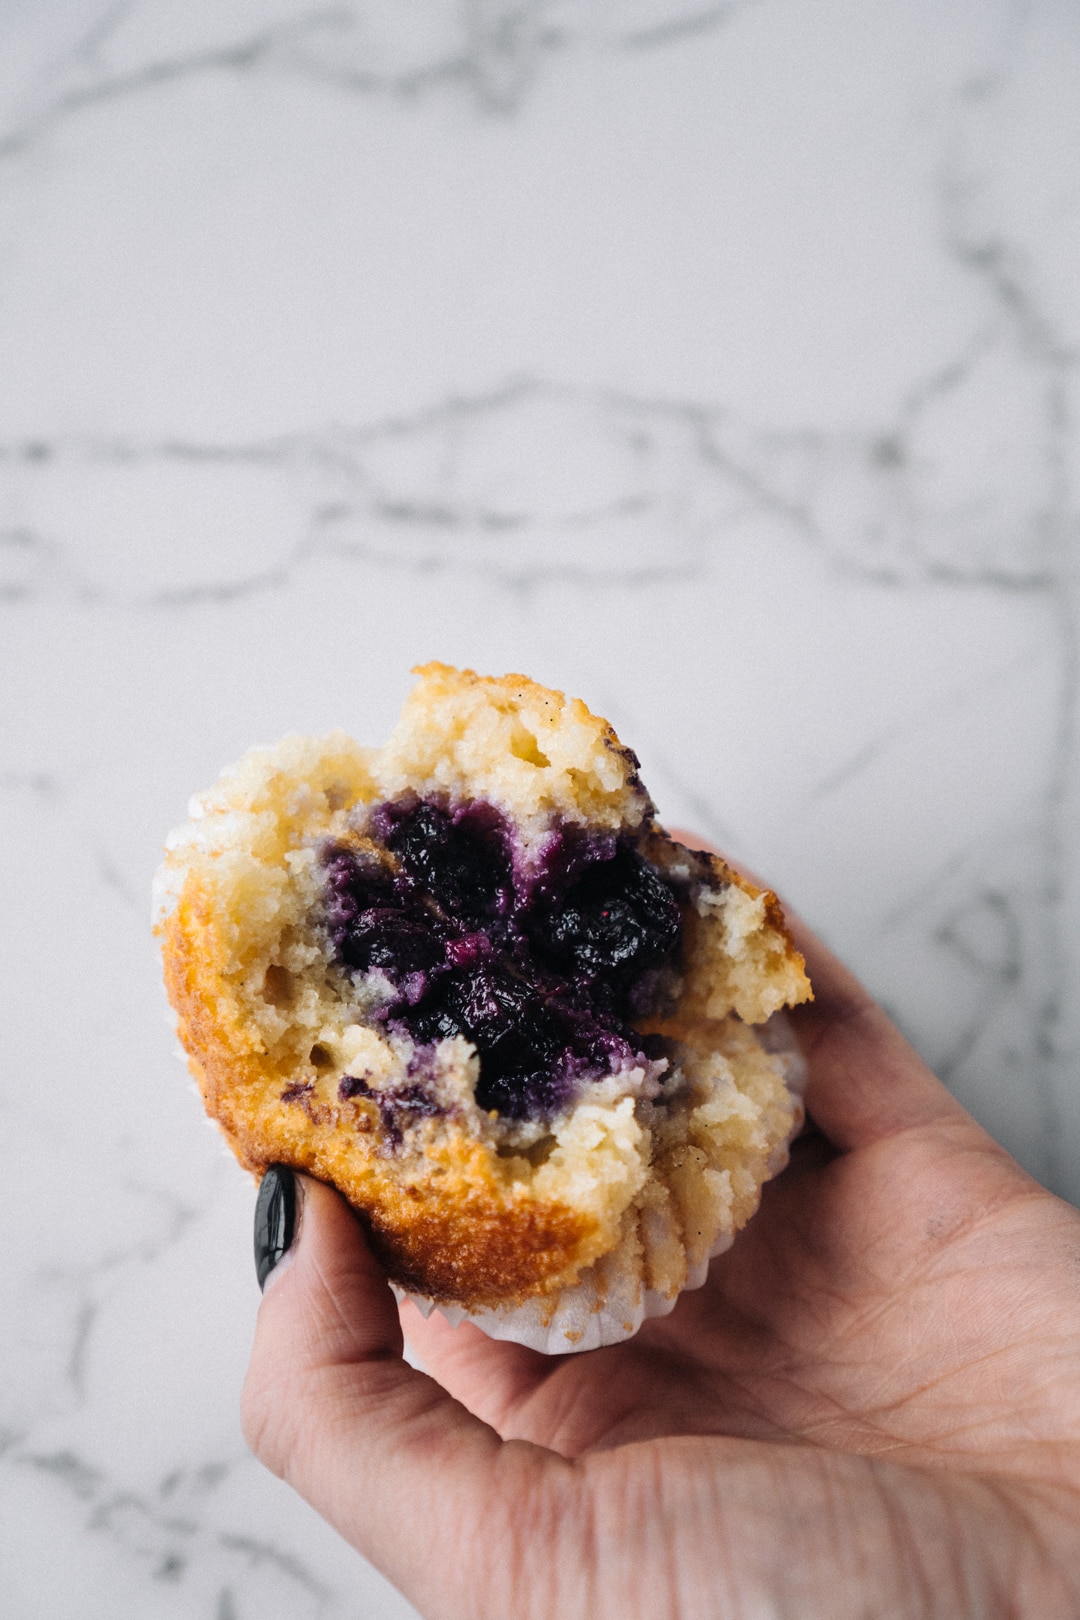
[379,801,512,923]
[445,963,553,1051]
[336,906,446,978]
[321,848,400,949]
[569,1023,640,1076]
[527,825,617,903]
[322,848,396,913]
[527,845,681,981]
[391,963,569,1118]
[476,1060,579,1121]
[340,1074,370,1100]
[280,1081,314,1105]
[445,931,491,968]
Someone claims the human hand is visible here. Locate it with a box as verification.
[241,849,1080,1618]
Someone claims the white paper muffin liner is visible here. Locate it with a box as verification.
[398,1012,808,1355]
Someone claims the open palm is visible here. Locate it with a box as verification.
[243,878,1080,1618]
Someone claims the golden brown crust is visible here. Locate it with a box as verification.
[163,882,599,1309]
[363,1190,591,1304]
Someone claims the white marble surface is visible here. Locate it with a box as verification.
[2,3,1078,1615]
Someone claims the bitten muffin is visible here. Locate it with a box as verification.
[156,664,811,1323]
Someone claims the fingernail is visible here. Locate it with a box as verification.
[254,1165,298,1291]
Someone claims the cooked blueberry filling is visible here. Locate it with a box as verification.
[373,798,512,924]
[525,843,681,982]
[322,800,683,1122]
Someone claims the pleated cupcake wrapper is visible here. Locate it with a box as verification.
[398,1012,808,1355]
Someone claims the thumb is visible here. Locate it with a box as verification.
[241,1172,578,1620]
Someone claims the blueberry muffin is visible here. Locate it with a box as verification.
[156,665,810,1341]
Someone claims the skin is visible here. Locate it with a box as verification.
[242,842,1080,1619]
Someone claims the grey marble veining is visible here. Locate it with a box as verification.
[1,3,1078,1616]
[0,1,762,149]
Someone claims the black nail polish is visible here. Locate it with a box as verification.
[254,1165,297,1290]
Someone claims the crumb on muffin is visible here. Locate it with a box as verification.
[156,664,811,1312]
